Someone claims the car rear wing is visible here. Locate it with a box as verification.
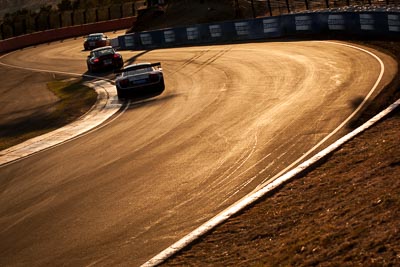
[115,62,162,74]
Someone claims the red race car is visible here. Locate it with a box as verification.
[83,33,110,50]
[86,46,123,73]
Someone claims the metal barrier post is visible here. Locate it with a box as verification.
[285,0,291,13]
[267,0,273,16]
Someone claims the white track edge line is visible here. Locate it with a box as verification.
[145,98,400,267]
[143,100,400,267]
[257,40,385,188]
[141,42,394,266]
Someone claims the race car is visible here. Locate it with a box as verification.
[86,46,123,73]
[115,62,165,99]
[83,33,110,50]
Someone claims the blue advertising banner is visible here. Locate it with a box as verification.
[117,11,400,50]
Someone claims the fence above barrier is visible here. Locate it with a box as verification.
[118,11,400,51]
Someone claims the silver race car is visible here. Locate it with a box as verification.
[115,62,165,99]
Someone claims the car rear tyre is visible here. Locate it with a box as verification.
[117,89,125,99]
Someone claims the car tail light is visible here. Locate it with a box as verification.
[113,54,121,59]
[93,58,100,63]
[119,78,129,88]
[149,73,159,82]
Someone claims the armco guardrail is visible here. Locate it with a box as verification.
[117,12,399,50]
[0,16,136,54]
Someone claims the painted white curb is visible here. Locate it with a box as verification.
[142,97,400,266]
[0,80,122,166]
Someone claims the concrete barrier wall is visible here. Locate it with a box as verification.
[0,16,136,54]
[118,12,400,50]
[2,11,398,54]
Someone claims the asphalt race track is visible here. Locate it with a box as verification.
[0,33,397,266]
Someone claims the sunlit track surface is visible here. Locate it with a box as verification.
[0,36,397,266]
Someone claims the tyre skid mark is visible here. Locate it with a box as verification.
[142,41,391,267]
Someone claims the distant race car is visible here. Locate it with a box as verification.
[115,62,165,99]
[83,33,110,50]
[86,46,123,73]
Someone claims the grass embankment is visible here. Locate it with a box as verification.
[0,79,97,151]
